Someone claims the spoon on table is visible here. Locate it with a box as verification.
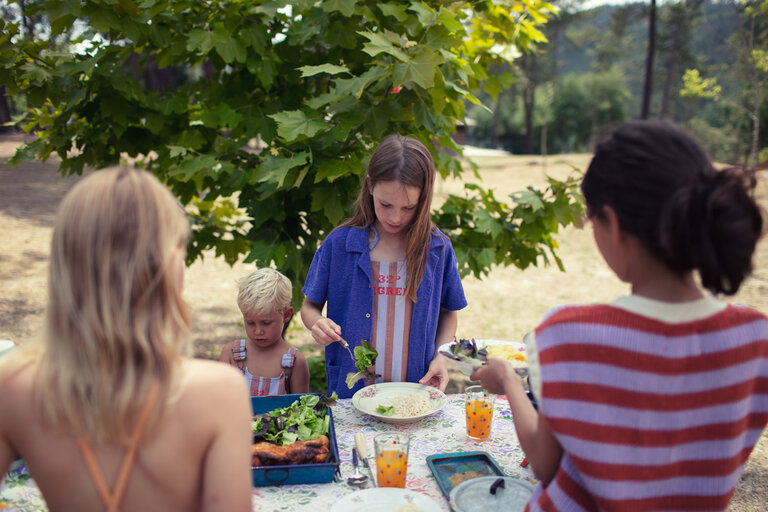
[347,447,369,487]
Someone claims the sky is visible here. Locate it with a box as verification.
[580,0,645,9]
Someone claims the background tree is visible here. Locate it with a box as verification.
[640,0,657,119]
[656,0,702,119]
[0,0,584,307]
[682,0,768,165]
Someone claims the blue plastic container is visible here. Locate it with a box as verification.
[250,394,340,486]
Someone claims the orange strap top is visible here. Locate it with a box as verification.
[77,382,160,512]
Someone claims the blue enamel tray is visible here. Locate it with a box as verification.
[426,451,505,500]
[251,394,340,486]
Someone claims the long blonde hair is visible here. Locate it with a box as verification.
[340,134,438,302]
[37,166,191,444]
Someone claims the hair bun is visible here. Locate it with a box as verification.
[661,167,764,294]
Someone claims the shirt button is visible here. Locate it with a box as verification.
[365,313,371,318]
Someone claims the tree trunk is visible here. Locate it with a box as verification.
[640,0,657,119]
[0,86,12,133]
[522,54,537,154]
[490,91,504,149]
[751,87,760,167]
[659,29,680,119]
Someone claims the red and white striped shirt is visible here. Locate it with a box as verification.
[527,296,768,511]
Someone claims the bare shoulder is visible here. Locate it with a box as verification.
[175,359,249,424]
[184,358,244,388]
[0,362,35,408]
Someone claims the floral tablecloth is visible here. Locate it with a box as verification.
[1,395,534,511]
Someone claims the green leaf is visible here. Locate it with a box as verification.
[268,110,326,141]
[378,3,408,22]
[241,25,267,54]
[321,0,356,16]
[298,64,350,77]
[314,156,363,183]
[249,57,276,89]
[213,23,246,64]
[170,154,218,182]
[311,185,345,225]
[513,189,545,211]
[436,8,463,33]
[215,236,250,266]
[474,210,503,238]
[167,145,188,158]
[358,31,409,62]
[408,2,437,26]
[187,29,214,54]
[255,152,310,187]
[392,49,444,89]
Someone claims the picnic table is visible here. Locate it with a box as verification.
[1,394,535,511]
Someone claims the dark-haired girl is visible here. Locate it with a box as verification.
[472,121,768,511]
[300,134,467,398]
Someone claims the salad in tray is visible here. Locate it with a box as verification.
[250,393,338,467]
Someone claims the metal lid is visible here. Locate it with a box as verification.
[449,476,535,512]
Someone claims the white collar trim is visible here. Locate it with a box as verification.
[610,294,726,323]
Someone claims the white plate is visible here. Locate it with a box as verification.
[331,488,443,512]
[0,339,16,358]
[441,339,528,378]
[351,382,447,424]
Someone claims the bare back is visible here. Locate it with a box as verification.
[0,358,252,512]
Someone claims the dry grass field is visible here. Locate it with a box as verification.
[1,134,765,510]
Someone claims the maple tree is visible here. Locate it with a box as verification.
[1,0,583,306]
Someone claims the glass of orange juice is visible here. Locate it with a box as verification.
[374,433,410,488]
[465,385,495,441]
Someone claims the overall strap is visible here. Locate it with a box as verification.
[232,340,247,373]
[281,347,296,395]
[77,382,160,512]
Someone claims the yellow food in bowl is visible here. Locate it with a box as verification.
[486,344,527,366]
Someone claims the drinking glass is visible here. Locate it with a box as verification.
[374,433,409,488]
[465,385,495,441]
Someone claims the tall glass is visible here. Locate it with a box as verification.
[465,385,495,441]
[374,433,409,488]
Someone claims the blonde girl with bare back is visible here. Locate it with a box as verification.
[0,166,252,512]
[219,268,310,396]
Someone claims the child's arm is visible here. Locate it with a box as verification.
[0,382,14,483]
[290,350,310,394]
[300,298,343,347]
[218,341,235,365]
[471,359,562,484]
[419,308,457,391]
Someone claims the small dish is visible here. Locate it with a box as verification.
[351,382,447,424]
[449,476,535,511]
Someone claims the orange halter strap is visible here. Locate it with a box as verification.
[77,383,160,512]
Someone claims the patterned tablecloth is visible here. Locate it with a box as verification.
[0,395,535,511]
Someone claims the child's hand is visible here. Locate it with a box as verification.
[309,317,342,347]
[470,358,518,395]
[419,355,448,391]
